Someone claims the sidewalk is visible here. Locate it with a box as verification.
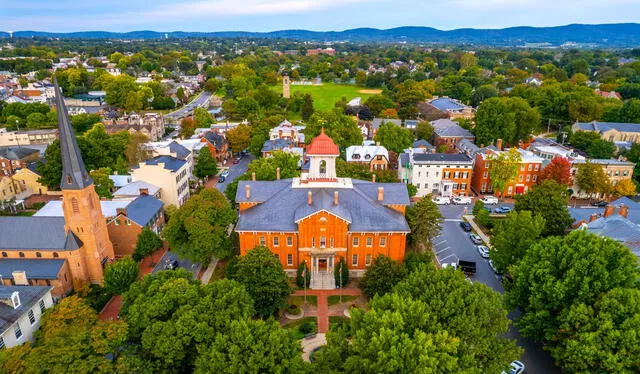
[463,214,491,245]
[291,288,363,333]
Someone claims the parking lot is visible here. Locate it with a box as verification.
[152,251,202,279]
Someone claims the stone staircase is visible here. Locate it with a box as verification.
[310,271,335,290]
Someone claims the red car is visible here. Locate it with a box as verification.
[233,158,240,164]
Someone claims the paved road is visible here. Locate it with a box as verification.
[153,251,201,279]
[216,154,254,193]
[434,203,560,374]
[165,91,212,121]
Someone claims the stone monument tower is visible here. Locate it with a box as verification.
[283,75,291,99]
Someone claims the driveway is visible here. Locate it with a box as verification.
[165,91,212,121]
[434,203,560,374]
[152,251,202,279]
[216,154,253,193]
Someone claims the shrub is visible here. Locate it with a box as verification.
[299,321,315,334]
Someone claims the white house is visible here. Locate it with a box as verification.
[0,286,54,349]
[131,155,190,207]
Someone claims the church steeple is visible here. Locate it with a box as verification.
[54,79,92,190]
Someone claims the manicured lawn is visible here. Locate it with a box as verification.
[288,295,317,307]
[273,83,381,112]
[327,295,358,306]
[283,317,317,340]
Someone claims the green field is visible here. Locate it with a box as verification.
[276,83,381,112]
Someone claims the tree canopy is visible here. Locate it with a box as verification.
[474,97,540,146]
[575,161,610,199]
[406,196,443,248]
[194,146,218,179]
[514,180,573,236]
[133,227,163,261]
[359,255,407,299]
[487,148,522,198]
[303,109,363,149]
[539,156,572,186]
[374,122,414,153]
[103,257,139,295]
[489,210,545,274]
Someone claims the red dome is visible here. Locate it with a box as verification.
[306,129,339,155]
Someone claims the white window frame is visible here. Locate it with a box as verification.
[273,236,279,247]
[39,300,45,314]
[352,254,358,266]
[286,236,293,247]
[287,254,293,266]
[14,324,22,340]
[379,237,387,247]
[352,237,359,247]
[259,236,266,246]
[365,254,373,266]
[366,237,372,247]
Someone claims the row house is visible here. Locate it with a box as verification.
[398,150,473,198]
[570,159,635,198]
[470,148,544,197]
[345,144,390,171]
[103,112,165,141]
[131,155,190,207]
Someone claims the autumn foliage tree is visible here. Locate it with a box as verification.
[180,117,196,138]
[539,156,572,186]
[225,123,252,153]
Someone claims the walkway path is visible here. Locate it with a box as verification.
[292,288,363,333]
[301,333,326,362]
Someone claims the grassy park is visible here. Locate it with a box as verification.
[274,83,381,112]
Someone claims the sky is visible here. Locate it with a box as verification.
[1,0,640,33]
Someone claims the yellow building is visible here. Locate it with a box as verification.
[12,166,55,196]
[0,175,22,201]
[573,121,640,144]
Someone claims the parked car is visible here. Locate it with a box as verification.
[221,169,230,178]
[476,245,490,258]
[591,200,608,207]
[233,158,240,164]
[218,175,226,183]
[459,221,472,232]
[488,259,502,275]
[442,260,477,275]
[469,234,483,244]
[452,196,472,204]
[480,196,499,205]
[501,360,525,374]
[166,260,179,270]
[432,196,451,205]
[493,206,512,214]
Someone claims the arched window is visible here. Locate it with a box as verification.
[19,252,25,258]
[1,252,6,258]
[53,252,59,258]
[319,160,326,175]
[36,252,42,258]
[66,175,72,185]
[71,198,79,213]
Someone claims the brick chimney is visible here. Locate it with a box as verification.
[372,174,376,183]
[12,271,28,286]
[252,172,256,181]
[334,191,339,205]
[308,191,313,205]
[604,204,615,218]
[139,188,149,195]
[276,167,281,180]
[589,213,599,222]
[496,139,503,151]
[619,204,629,218]
[245,185,251,199]
[116,208,128,216]
[377,187,384,201]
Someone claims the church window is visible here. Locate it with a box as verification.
[53,252,59,258]
[19,252,24,258]
[66,175,72,185]
[36,252,42,258]
[71,198,79,213]
[319,160,326,175]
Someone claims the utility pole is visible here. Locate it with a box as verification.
[560,132,568,145]
[547,118,551,134]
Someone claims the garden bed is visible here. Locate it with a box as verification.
[283,317,317,340]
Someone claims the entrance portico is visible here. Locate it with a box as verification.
[309,252,337,289]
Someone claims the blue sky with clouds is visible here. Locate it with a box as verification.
[1,0,639,32]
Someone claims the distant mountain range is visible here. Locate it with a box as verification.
[2,23,640,47]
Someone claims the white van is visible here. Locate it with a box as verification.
[432,196,451,205]
[480,196,499,205]
[452,196,473,204]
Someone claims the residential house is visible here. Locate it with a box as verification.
[0,286,54,349]
[269,120,306,146]
[425,97,475,120]
[236,131,410,286]
[576,203,640,258]
[0,175,22,201]
[570,159,635,198]
[412,139,435,153]
[455,138,481,158]
[12,164,54,196]
[0,146,40,176]
[102,112,165,141]
[595,89,622,100]
[200,131,231,164]
[108,174,133,190]
[113,180,162,200]
[146,140,194,175]
[261,139,304,160]
[131,155,190,207]
[398,151,473,198]
[431,119,475,152]
[404,120,419,130]
[345,144,390,171]
[470,147,544,197]
[370,118,402,139]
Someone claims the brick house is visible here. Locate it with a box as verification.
[431,119,475,152]
[471,146,544,197]
[0,147,40,176]
[201,131,231,164]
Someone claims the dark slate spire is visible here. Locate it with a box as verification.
[54,78,93,190]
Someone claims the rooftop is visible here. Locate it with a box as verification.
[138,155,186,172]
[429,97,470,112]
[113,181,161,197]
[306,130,339,156]
[575,121,640,134]
[0,286,51,334]
[0,217,82,251]
[412,152,473,164]
[0,146,39,160]
[571,158,635,166]
[0,259,66,280]
[345,145,389,162]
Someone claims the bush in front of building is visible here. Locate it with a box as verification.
[296,261,311,288]
[359,255,406,299]
[334,257,350,288]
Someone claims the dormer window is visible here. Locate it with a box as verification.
[66,175,72,184]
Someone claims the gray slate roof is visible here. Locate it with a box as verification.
[434,124,474,138]
[0,286,51,334]
[0,147,39,160]
[168,141,191,160]
[236,179,410,233]
[124,194,164,227]
[413,153,473,163]
[262,139,295,153]
[203,132,227,150]
[139,155,186,172]
[456,138,480,156]
[371,118,402,130]
[585,215,640,257]
[430,98,467,111]
[413,139,434,149]
[55,79,93,190]
[113,181,161,197]
[575,121,640,134]
[0,217,82,251]
[0,259,66,280]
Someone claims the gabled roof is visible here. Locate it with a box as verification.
[168,141,191,160]
[124,194,164,227]
[0,147,39,160]
[54,79,93,190]
[429,97,469,112]
[262,139,295,153]
[585,214,640,257]
[345,145,389,162]
[113,181,161,197]
[235,179,410,233]
[434,124,474,138]
[306,129,339,155]
[0,259,66,280]
[108,174,132,188]
[412,139,434,149]
[138,155,186,172]
[575,121,640,134]
[0,286,51,334]
[202,131,227,150]
[0,217,82,251]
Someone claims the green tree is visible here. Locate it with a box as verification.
[415,120,434,141]
[301,93,315,120]
[586,139,616,159]
[471,84,498,107]
[575,161,610,200]
[193,107,213,127]
[475,97,540,146]
[71,113,102,134]
[25,112,47,129]
[0,296,127,373]
[89,167,114,198]
[124,132,149,167]
[225,123,252,153]
[374,122,414,153]
[194,146,218,179]
[318,266,522,373]
[364,94,396,116]
[507,231,639,372]
[403,250,434,273]
[203,78,219,93]
[304,109,363,149]
[488,148,522,198]
[406,183,417,197]
[359,255,407,299]
[570,130,602,152]
[489,211,545,273]
[334,256,350,288]
[335,157,399,183]
[296,261,311,288]
[406,196,443,248]
[514,180,573,236]
[104,257,139,295]
[37,140,62,189]
[194,319,307,374]
[247,151,300,180]
[231,246,291,318]
[133,228,163,261]
[180,117,196,138]
[163,188,236,263]
[105,75,138,108]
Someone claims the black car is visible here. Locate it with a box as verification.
[591,200,608,207]
[166,260,179,270]
[218,175,226,183]
[459,221,472,232]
